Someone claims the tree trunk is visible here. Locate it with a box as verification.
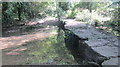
[2,2,8,22]
[87,2,92,13]
[17,7,21,21]
[57,2,61,22]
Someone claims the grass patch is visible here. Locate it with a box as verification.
[22,32,77,65]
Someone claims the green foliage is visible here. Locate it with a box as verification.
[75,9,91,21]
[2,2,50,27]
[59,2,69,11]
[66,9,78,19]
[2,1,119,37]
[105,1,120,36]
[24,34,76,64]
[65,3,79,19]
[75,2,105,12]
[111,8,119,26]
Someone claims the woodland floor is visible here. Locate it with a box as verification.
[1,18,119,65]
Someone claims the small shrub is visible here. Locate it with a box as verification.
[75,9,91,22]
[65,9,78,19]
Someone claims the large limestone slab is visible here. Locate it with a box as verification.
[64,19,119,65]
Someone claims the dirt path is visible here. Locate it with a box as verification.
[1,18,119,65]
[1,17,58,50]
[0,31,56,50]
[1,18,58,65]
[1,30,57,65]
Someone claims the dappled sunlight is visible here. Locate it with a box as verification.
[64,19,85,26]
[75,9,111,26]
[64,19,87,30]
[27,21,40,25]
[29,17,57,25]
[2,1,119,65]
[6,51,20,55]
[96,26,108,30]
[2,17,58,37]
[91,12,111,22]
[0,31,57,49]
[12,47,27,52]
[5,47,27,55]
[26,34,76,64]
[1,17,58,50]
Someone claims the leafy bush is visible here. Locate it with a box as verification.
[65,9,78,19]
[75,9,91,21]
